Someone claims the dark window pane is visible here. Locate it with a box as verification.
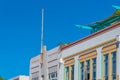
[112,51,116,80]
[104,54,108,80]
[81,62,84,80]
[92,58,96,80]
[86,60,90,80]
[71,65,74,80]
[66,67,69,80]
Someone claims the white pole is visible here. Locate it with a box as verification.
[41,8,44,53]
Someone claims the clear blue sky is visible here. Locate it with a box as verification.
[0,0,119,79]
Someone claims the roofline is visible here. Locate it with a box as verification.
[30,55,40,62]
[47,46,60,53]
[61,22,120,50]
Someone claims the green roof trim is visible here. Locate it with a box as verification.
[76,5,120,33]
[88,6,120,33]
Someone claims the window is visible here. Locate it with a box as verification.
[103,51,117,80]
[32,77,38,80]
[71,65,74,80]
[66,67,69,80]
[81,62,84,80]
[65,65,74,80]
[112,51,116,80]
[104,54,109,80]
[86,60,90,80]
[49,72,57,80]
[48,66,57,80]
[31,72,39,80]
[92,58,96,80]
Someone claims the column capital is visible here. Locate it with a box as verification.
[74,56,79,59]
[96,47,102,53]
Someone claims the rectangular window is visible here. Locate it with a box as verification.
[66,67,69,80]
[81,62,84,80]
[55,72,57,78]
[31,72,39,80]
[92,58,96,80]
[48,66,57,80]
[32,77,39,80]
[71,65,74,80]
[104,54,109,80]
[49,72,57,80]
[112,51,116,80]
[86,60,90,80]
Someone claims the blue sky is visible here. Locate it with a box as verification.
[0,0,119,79]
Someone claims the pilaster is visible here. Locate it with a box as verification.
[116,35,120,80]
[74,56,79,80]
[78,61,81,80]
[59,60,64,80]
[96,47,102,79]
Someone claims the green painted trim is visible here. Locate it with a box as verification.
[89,10,120,33]
[78,61,81,80]
[64,67,66,80]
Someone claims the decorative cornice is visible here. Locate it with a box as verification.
[102,43,117,53]
[63,38,116,60]
[64,58,75,66]
[78,50,97,62]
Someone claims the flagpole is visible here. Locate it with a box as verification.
[41,8,44,53]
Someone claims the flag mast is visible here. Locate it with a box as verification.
[41,8,44,53]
